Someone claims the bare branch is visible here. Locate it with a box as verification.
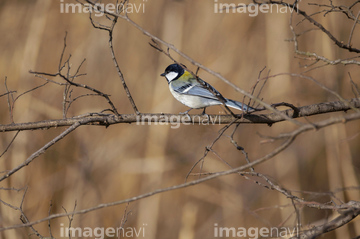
[89,11,139,115]
[287,1,360,66]
[4,77,15,123]
[0,98,359,132]
[29,69,120,117]
[0,91,17,98]
[2,157,359,232]
[0,131,20,158]
[0,121,83,182]
[264,0,360,53]
[62,200,77,239]
[298,206,360,239]
[348,10,360,47]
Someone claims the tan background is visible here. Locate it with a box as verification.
[0,0,359,238]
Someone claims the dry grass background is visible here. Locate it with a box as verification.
[0,0,360,238]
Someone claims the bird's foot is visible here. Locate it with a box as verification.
[179,108,193,121]
[201,108,210,121]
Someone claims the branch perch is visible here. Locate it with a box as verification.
[0,98,359,132]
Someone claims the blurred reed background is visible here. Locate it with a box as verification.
[0,0,359,238]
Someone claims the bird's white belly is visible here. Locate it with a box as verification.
[169,85,221,109]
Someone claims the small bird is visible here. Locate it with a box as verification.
[160,63,254,114]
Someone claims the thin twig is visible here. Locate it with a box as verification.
[89,12,139,115]
[0,121,83,182]
[347,10,360,47]
[4,77,14,123]
[0,131,20,158]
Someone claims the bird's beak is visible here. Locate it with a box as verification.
[160,72,166,77]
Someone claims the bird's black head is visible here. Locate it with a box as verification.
[160,63,185,82]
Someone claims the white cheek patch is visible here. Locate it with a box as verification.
[165,72,178,82]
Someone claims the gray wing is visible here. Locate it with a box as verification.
[173,80,220,100]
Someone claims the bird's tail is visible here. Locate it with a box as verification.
[225,99,255,112]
